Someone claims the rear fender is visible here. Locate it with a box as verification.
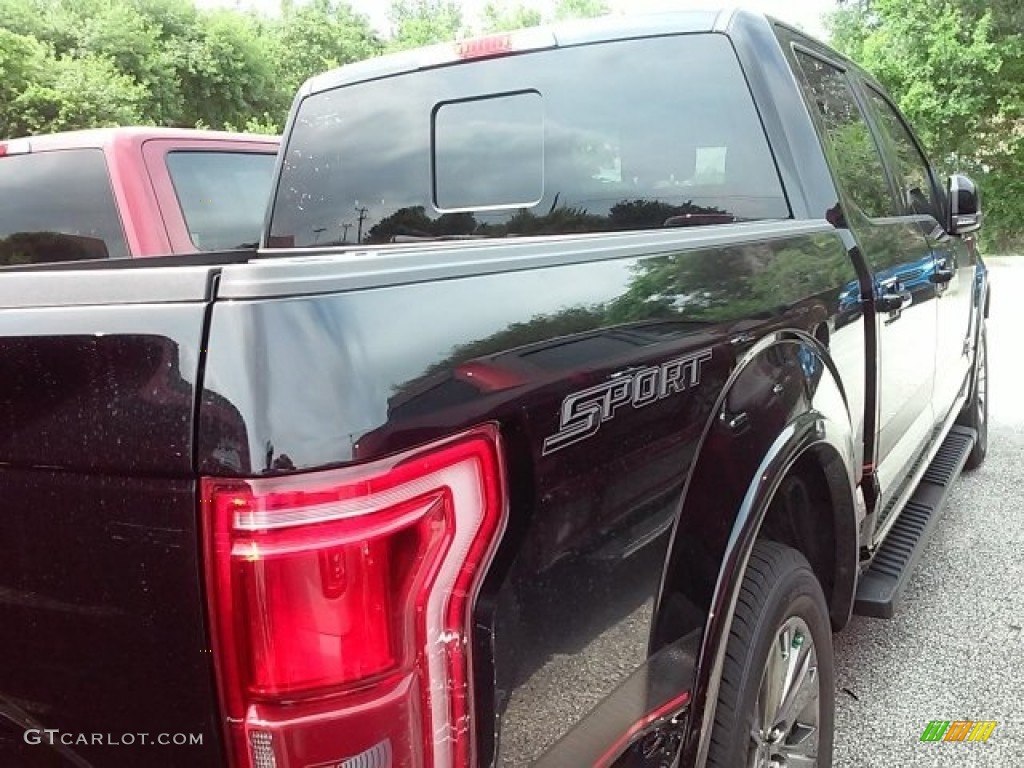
[651,332,860,767]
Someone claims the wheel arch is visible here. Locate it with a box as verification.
[650,330,861,767]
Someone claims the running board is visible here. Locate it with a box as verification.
[854,426,976,619]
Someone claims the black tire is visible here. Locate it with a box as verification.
[707,540,835,768]
[957,324,988,470]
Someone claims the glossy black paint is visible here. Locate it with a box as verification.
[0,303,225,766]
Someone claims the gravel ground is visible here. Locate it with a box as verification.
[833,256,1024,766]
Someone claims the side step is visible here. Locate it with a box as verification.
[854,426,976,618]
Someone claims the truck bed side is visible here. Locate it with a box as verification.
[198,222,864,765]
[0,267,225,766]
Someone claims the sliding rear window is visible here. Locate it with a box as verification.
[268,33,789,247]
[0,149,128,266]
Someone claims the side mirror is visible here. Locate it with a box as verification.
[948,174,981,235]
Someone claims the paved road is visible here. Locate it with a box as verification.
[833,256,1024,766]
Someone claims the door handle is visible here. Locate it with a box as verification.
[877,290,912,314]
[931,266,955,285]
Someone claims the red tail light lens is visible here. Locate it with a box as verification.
[202,426,506,768]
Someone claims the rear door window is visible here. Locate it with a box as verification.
[794,51,899,220]
[0,149,128,266]
[269,33,791,247]
[166,151,278,250]
[863,88,940,219]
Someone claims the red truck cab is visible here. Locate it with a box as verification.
[0,127,279,265]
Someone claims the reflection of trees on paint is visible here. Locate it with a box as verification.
[610,235,854,322]
[416,233,851,378]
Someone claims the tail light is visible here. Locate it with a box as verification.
[202,426,506,768]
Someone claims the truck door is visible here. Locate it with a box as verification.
[792,51,940,525]
[861,87,978,426]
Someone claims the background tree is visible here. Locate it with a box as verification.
[553,0,608,20]
[828,0,1024,250]
[12,53,148,135]
[481,1,542,32]
[2,0,623,139]
[273,0,382,95]
[0,30,49,136]
[177,9,279,130]
[387,0,464,51]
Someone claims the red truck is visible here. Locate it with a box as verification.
[0,127,279,266]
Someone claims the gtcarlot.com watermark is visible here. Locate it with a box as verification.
[25,730,203,746]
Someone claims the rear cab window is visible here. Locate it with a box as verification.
[0,149,128,266]
[268,33,790,247]
[165,151,278,250]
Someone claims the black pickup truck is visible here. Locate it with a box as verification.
[0,9,990,768]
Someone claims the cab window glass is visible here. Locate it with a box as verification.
[166,151,278,250]
[865,88,938,218]
[795,52,898,219]
[0,149,127,266]
[270,34,791,246]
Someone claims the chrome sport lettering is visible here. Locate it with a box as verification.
[542,350,712,456]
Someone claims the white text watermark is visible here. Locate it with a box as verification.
[24,730,203,746]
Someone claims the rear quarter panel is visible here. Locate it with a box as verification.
[198,223,864,765]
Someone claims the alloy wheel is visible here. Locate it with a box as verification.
[748,617,820,768]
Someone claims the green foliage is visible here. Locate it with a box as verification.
[5,49,147,136]
[177,10,279,130]
[553,0,608,20]
[224,113,286,136]
[0,29,48,137]
[481,1,542,33]
[273,0,382,94]
[828,0,1024,249]
[387,0,464,51]
[0,0,383,138]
